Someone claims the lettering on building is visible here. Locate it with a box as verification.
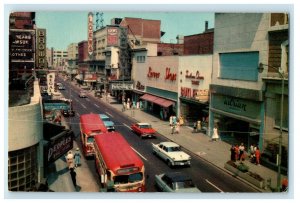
[147,67,160,78]
[224,97,247,112]
[36,29,46,69]
[165,67,177,81]
[88,12,93,56]
[136,81,145,91]
[185,70,204,80]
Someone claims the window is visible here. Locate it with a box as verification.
[219,52,259,81]
[137,56,145,63]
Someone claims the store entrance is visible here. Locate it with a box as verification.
[217,116,258,149]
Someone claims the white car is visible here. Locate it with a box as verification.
[79,91,87,98]
[152,142,191,167]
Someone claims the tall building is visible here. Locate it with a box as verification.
[8,12,44,191]
[53,50,68,70]
[67,43,79,79]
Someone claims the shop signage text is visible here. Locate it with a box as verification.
[147,67,160,78]
[112,83,134,90]
[136,81,145,91]
[10,30,35,61]
[36,29,46,69]
[165,67,177,81]
[224,97,247,112]
[181,87,198,98]
[185,70,204,80]
[107,27,119,46]
[88,12,93,56]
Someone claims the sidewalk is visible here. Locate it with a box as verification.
[98,92,286,192]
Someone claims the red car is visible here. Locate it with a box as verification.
[131,123,156,138]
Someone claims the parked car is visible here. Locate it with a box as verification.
[58,85,65,90]
[79,91,87,98]
[61,109,75,117]
[155,172,200,192]
[131,122,156,138]
[99,114,115,131]
[152,142,191,167]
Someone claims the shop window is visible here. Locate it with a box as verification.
[137,56,145,63]
[219,52,259,81]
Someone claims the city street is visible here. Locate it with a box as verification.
[56,77,258,192]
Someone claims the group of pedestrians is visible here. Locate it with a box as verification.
[169,115,183,134]
[65,148,82,190]
[230,143,261,165]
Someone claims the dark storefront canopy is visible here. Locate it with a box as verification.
[140,94,175,108]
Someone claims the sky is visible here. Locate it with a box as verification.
[35,12,214,50]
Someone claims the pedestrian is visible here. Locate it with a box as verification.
[193,122,197,133]
[74,148,81,167]
[234,145,239,161]
[175,122,180,134]
[196,120,202,132]
[255,147,261,165]
[230,145,236,161]
[169,115,173,126]
[211,126,219,141]
[179,115,184,126]
[70,167,77,188]
[239,143,245,161]
[281,178,288,192]
[172,115,177,126]
[66,150,75,169]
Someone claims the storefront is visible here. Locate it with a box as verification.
[209,85,264,150]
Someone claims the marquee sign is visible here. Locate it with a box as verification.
[88,12,93,57]
[10,29,35,61]
[36,29,47,69]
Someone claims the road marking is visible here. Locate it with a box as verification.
[131,147,148,161]
[81,103,87,109]
[76,112,80,117]
[123,123,131,129]
[86,98,90,102]
[105,112,114,118]
[205,179,224,192]
[94,104,100,108]
[74,98,79,103]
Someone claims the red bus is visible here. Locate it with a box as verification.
[79,113,107,157]
[94,132,146,192]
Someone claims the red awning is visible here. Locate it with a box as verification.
[140,94,175,108]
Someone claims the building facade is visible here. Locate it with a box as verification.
[8,12,44,191]
[209,13,289,171]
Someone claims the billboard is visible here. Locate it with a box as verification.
[44,130,73,165]
[87,12,93,57]
[107,27,119,46]
[9,29,35,61]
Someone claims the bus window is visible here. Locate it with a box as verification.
[87,136,94,143]
[128,172,143,183]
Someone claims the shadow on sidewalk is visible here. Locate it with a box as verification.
[46,159,70,186]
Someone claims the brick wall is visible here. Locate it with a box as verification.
[184,32,214,55]
[157,43,184,56]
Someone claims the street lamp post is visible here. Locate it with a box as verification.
[258,63,285,192]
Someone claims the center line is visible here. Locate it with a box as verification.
[131,147,147,161]
[81,104,87,109]
[94,104,99,108]
[205,179,224,192]
[123,123,131,129]
[105,112,114,118]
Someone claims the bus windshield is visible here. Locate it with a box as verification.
[87,136,94,143]
[114,172,143,184]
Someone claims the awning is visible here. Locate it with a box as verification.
[140,94,175,108]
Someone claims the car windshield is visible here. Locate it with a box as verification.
[102,117,110,122]
[173,180,195,190]
[114,172,143,184]
[168,146,181,152]
[140,124,151,129]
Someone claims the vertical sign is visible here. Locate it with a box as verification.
[88,12,93,57]
[36,29,47,69]
[107,27,119,46]
[47,72,55,94]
